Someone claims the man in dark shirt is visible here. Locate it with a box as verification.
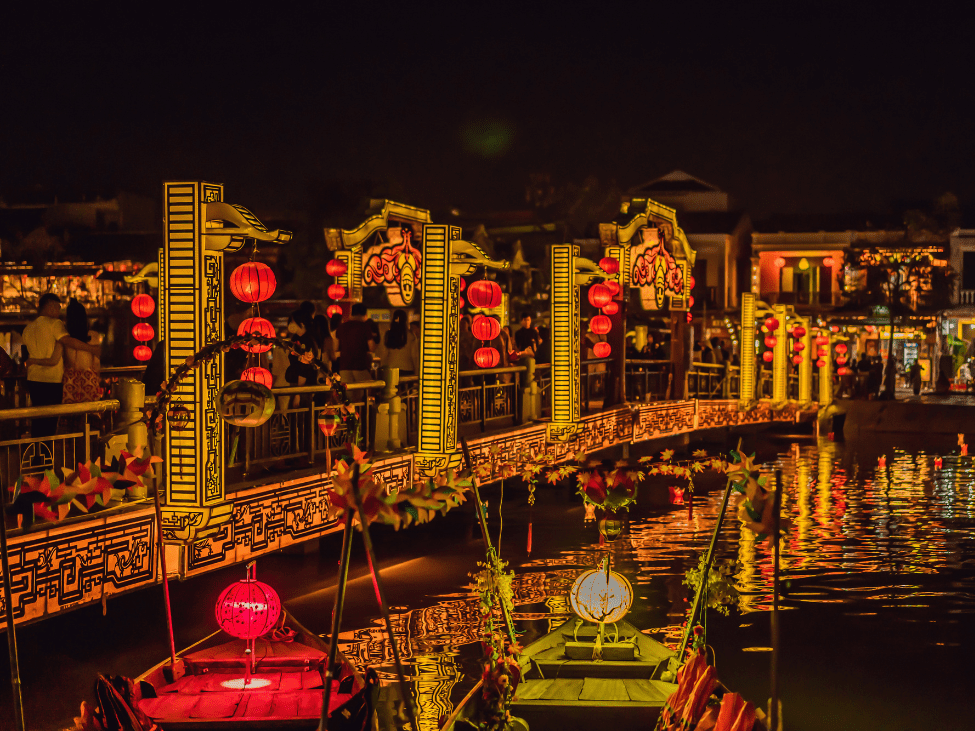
[336,303,377,383]
[514,312,542,358]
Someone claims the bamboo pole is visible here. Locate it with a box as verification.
[152,484,178,669]
[0,511,26,731]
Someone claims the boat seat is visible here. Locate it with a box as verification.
[139,682,354,721]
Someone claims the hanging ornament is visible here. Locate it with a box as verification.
[325,259,348,277]
[765,317,780,331]
[217,380,275,427]
[686,312,693,323]
[599,257,619,274]
[215,569,281,640]
[823,257,835,268]
[230,262,276,303]
[794,342,805,352]
[472,315,501,341]
[131,294,155,318]
[474,346,500,368]
[763,351,774,363]
[774,256,786,268]
[764,336,777,348]
[317,412,342,437]
[237,317,274,353]
[326,304,343,318]
[593,342,612,358]
[792,354,803,365]
[817,358,827,368]
[588,284,612,308]
[688,296,695,308]
[792,326,806,338]
[816,335,830,346]
[830,326,840,333]
[836,355,848,365]
[132,322,155,342]
[817,347,828,358]
[688,276,696,289]
[602,301,620,316]
[459,278,466,292]
[167,402,191,430]
[835,343,848,354]
[133,345,152,361]
[605,280,620,296]
[327,284,346,301]
[467,280,502,309]
[459,295,466,310]
[241,367,273,389]
[589,315,612,335]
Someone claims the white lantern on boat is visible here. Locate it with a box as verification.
[569,563,633,624]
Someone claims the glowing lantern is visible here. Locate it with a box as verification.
[765,317,779,331]
[237,317,275,353]
[605,280,620,296]
[241,367,273,389]
[467,280,502,309]
[764,336,777,348]
[792,326,806,338]
[818,348,828,358]
[599,257,619,274]
[686,312,692,323]
[688,296,695,308]
[590,315,612,335]
[835,343,848,354]
[794,341,805,352]
[215,568,281,640]
[836,356,848,365]
[325,259,348,277]
[817,358,827,368]
[823,257,835,268]
[830,326,840,333]
[866,325,877,333]
[474,346,500,369]
[774,257,786,268]
[602,301,619,316]
[167,403,190,430]
[133,345,152,361]
[798,257,810,271]
[593,341,612,358]
[326,304,343,318]
[816,335,830,346]
[569,565,633,624]
[132,322,155,342]
[598,513,624,540]
[838,367,852,376]
[318,412,341,436]
[230,262,276,303]
[217,380,275,427]
[792,355,803,365]
[131,294,155,318]
[327,284,346,301]
[472,315,501,341]
[588,284,612,309]
[688,276,696,289]
[459,296,466,310]
[459,278,466,292]
[763,351,774,363]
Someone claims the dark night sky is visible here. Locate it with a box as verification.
[2,3,973,218]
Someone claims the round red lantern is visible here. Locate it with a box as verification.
[792,326,806,338]
[215,572,281,640]
[132,322,155,342]
[602,301,620,316]
[133,345,152,361]
[237,317,275,353]
[131,294,155,318]
[816,347,828,358]
[459,278,466,292]
[817,358,827,368]
[590,315,612,335]
[792,355,803,365]
[325,259,348,277]
[593,341,612,358]
[241,367,273,389]
[774,257,786,268]
[689,276,696,289]
[866,325,877,333]
[794,341,805,352]
[326,304,343,318]
[764,336,777,348]
[830,326,840,333]
[588,284,612,309]
[835,343,848,354]
[472,315,501,341]
[765,318,780,331]
[605,280,620,295]
[230,262,276,304]
[467,280,503,309]
[838,366,852,376]
[836,355,848,366]
[816,335,830,346]
[474,346,500,369]
[459,296,466,310]
[327,284,346,301]
[688,296,695,308]
[762,351,774,363]
[599,257,619,274]
[823,257,835,268]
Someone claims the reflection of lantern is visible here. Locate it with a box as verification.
[317,412,341,436]
[133,345,152,361]
[599,257,619,274]
[569,566,633,624]
[230,262,276,303]
[598,513,624,541]
[590,315,612,335]
[468,280,503,309]
[588,284,612,308]
[474,347,500,369]
[823,257,835,268]
[794,341,805,352]
[131,294,155,318]
[238,317,275,353]
[817,358,827,368]
[835,343,848,354]
[241,367,273,389]
[327,284,346,301]
[817,348,828,358]
[605,280,620,295]
[326,304,342,318]
[763,351,774,363]
[602,301,619,316]
[325,259,348,277]
[132,322,155,342]
[217,380,275,427]
[215,571,281,640]
[593,342,612,358]
[472,315,501,341]
[764,336,777,348]
[774,257,786,268]
[792,354,803,365]
[793,326,806,337]
[765,317,780,331]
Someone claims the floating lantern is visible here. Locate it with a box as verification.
[593,341,612,358]
[835,343,848,354]
[792,355,803,365]
[765,336,777,348]
[472,315,501,341]
[569,565,633,624]
[131,294,155,318]
[133,345,152,361]
[605,280,620,295]
[237,317,274,353]
[230,262,276,303]
[132,322,155,342]
[765,317,780,331]
[774,257,786,268]
[325,259,348,277]
[588,284,612,309]
[217,380,275,427]
[816,358,826,368]
[763,351,774,363]
[792,326,806,338]
[467,280,502,309]
[599,257,619,274]
[215,567,281,640]
[326,304,343,318]
[823,257,835,268]
[327,284,346,301]
[474,346,500,369]
[602,301,620,316]
[589,315,612,335]
[241,366,273,389]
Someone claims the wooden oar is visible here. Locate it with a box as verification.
[0,509,26,731]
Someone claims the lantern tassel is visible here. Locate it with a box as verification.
[526,521,532,555]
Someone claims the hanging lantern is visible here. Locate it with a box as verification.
[765,317,780,331]
[132,322,155,342]
[835,343,848,354]
[587,284,612,309]
[817,358,827,368]
[472,315,501,341]
[215,572,281,640]
[474,346,500,369]
[459,278,466,292]
[167,402,190,430]
[774,257,786,268]
[763,351,774,363]
[605,280,620,296]
[217,380,275,427]
[467,280,503,309]
[459,296,466,310]
[837,366,852,376]
[237,317,275,353]
[836,355,848,365]
[688,276,696,289]
[325,259,348,277]
[241,366,273,389]
[794,341,805,352]
[817,348,828,358]
[326,304,343,318]
[823,257,835,268]
[792,354,803,365]
[686,312,693,323]
[599,257,619,274]
[133,345,152,361]
[318,412,341,437]
[230,261,276,303]
[327,284,346,301]
[131,294,155,318]
[602,301,620,316]
[830,326,840,333]
[590,315,612,335]
[764,335,777,348]
[792,326,806,338]
[866,325,877,333]
[688,296,695,308]
[569,566,633,624]
[593,341,612,358]
[816,335,830,346]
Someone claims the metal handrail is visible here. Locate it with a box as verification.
[270,381,385,395]
[691,361,725,370]
[0,399,120,421]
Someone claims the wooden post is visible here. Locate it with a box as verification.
[0,512,26,731]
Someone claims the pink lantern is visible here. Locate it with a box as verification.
[241,367,273,389]
[133,345,152,361]
[593,341,612,358]
[237,317,274,353]
[215,566,281,642]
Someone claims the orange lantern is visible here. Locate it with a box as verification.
[230,262,276,303]
[602,301,619,316]
[599,257,619,274]
[133,345,152,361]
[588,284,612,308]
[593,341,612,358]
[474,346,500,368]
[467,280,502,309]
[241,367,273,389]
[131,294,155,318]
[472,315,501,341]
[237,317,274,353]
[327,284,346,301]
[590,315,612,335]
[325,259,348,277]
[823,257,835,268]
[132,322,155,342]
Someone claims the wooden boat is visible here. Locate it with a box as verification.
[133,610,371,730]
[511,617,678,730]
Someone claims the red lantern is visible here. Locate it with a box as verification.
[838,366,852,376]
[686,312,693,323]
[132,322,155,342]
[327,284,346,301]
[794,341,805,352]
[687,296,695,308]
[764,336,777,348]
[318,412,341,436]
[830,326,840,333]
[325,259,348,277]
[816,335,830,346]
[459,278,466,292]
[590,315,612,335]
[474,346,500,368]
[605,280,620,295]
[587,284,612,308]
[326,304,343,318]
[818,348,828,358]
[602,301,620,316]
[467,280,503,309]
[133,345,152,361]
[774,257,786,268]
[762,351,774,363]
[237,317,275,353]
[765,318,780,331]
[866,325,877,333]
[241,367,273,389]
[131,294,155,318]
[792,355,803,365]
[823,257,835,268]
[835,343,848,354]
[689,276,696,289]
[599,257,619,274]
[472,315,501,341]
[459,296,466,310]
[215,574,281,640]
[817,358,827,368]
[593,341,612,358]
[230,262,276,303]
[792,326,806,338]
[836,355,848,365]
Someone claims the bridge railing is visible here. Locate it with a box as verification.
[0,366,144,410]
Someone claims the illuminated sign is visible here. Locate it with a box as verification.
[630,226,688,310]
[363,226,422,306]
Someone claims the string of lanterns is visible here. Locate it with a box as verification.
[588,257,620,359]
[131,293,155,362]
[469,278,503,368]
[230,259,277,387]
